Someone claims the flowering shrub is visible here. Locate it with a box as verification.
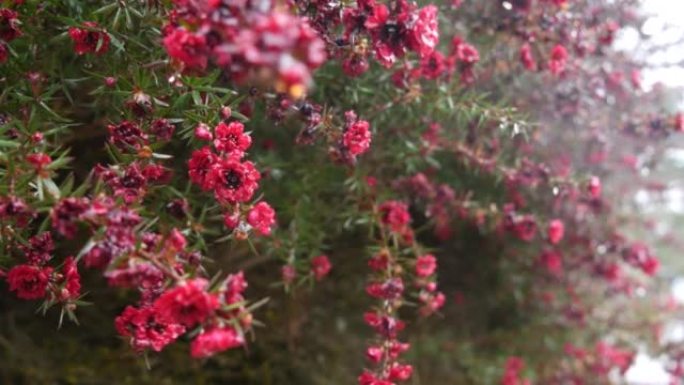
[1,0,683,384]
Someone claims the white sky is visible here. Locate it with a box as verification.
[615,0,684,90]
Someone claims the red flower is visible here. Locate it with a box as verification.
[415,254,437,277]
[69,22,110,55]
[512,215,537,242]
[211,154,261,204]
[539,250,563,276]
[163,28,208,70]
[189,147,219,191]
[115,305,185,352]
[378,200,411,233]
[26,153,52,172]
[214,121,252,155]
[60,256,81,300]
[388,362,413,381]
[150,118,176,141]
[108,121,146,150]
[6,264,53,300]
[406,5,439,58]
[547,219,565,244]
[51,197,90,238]
[190,326,244,358]
[548,44,568,76]
[247,201,276,236]
[343,119,372,156]
[0,9,22,42]
[153,278,219,328]
[311,255,332,280]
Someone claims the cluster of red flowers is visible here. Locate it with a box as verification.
[5,232,81,307]
[116,274,250,357]
[358,198,445,385]
[0,8,21,63]
[162,0,326,98]
[337,0,439,76]
[189,119,275,238]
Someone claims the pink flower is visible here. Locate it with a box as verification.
[213,121,252,154]
[194,123,213,141]
[415,254,437,277]
[547,219,565,244]
[190,326,244,358]
[247,201,276,236]
[7,264,53,300]
[311,255,332,280]
[153,279,219,328]
[343,119,372,156]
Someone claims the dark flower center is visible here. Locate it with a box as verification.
[224,169,242,189]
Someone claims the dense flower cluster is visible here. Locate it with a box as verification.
[1,0,683,383]
[162,0,326,97]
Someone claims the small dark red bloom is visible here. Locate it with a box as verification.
[108,121,146,150]
[60,256,81,300]
[7,264,52,300]
[69,22,110,55]
[150,118,176,141]
[378,200,411,233]
[311,255,332,280]
[0,9,22,42]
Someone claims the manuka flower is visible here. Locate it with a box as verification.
[68,22,110,55]
[247,201,276,236]
[153,278,219,328]
[7,264,53,300]
[190,326,244,358]
[115,305,185,352]
[214,121,252,155]
[211,154,261,204]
